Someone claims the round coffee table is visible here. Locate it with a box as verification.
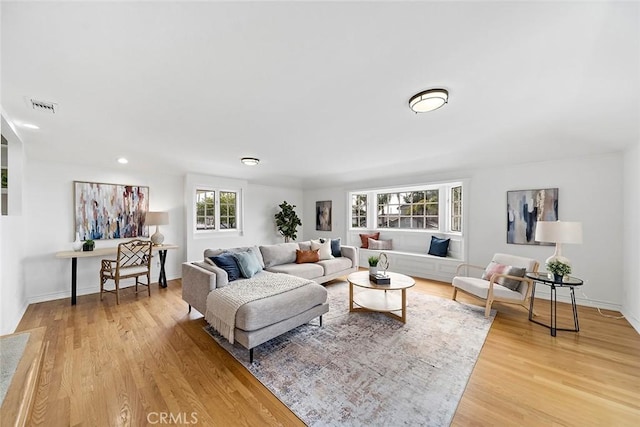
[347,271,415,323]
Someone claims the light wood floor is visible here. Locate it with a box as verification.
[15,276,640,426]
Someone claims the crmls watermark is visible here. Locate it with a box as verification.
[146,412,198,424]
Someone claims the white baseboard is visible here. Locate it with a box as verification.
[2,300,29,334]
[620,307,640,334]
[27,273,181,305]
[532,289,622,312]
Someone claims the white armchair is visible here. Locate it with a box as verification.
[452,253,539,317]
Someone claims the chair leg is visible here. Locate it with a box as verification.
[452,287,458,300]
[115,278,120,305]
[188,304,192,313]
[484,300,492,318]
[100,274,104,301]
[147,273,151,297]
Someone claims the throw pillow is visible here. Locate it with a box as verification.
[359,232,380,248]
[501,266,526,291]
[232,250,263,279]
[368,238,393,250]
[209,253,241,282]
[427,236,450,257]
[331,238,342,257]
[311,239,333,260]
[296,249,320,264]
[482,261,508,281]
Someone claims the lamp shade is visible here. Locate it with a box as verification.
[534,221,582,244]
[146,211,169,226]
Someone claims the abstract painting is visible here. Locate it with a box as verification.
[74,181,149,240]
[316,200,332,231]
[507,188,558,245]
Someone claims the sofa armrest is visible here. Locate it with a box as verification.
[340,245,359,269]
[182,262,222,315]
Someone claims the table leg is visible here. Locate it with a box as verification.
[71,257,78,305]
[401,289,407,323]
[570,287,580,332]
[158,249,168,288]
[349,281,354,312]
[529,282,537,321]
[551,285,557,337]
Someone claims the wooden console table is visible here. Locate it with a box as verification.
[56,243,178,305]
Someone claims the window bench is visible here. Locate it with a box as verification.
[359,248,464,283]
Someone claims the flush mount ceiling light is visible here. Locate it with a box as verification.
[241,157,260,166]
[408,88,449,113]
[117,157,128,164]
[20,122,40,130]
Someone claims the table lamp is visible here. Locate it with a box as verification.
[146,211,169,245]
[534,220,583,266]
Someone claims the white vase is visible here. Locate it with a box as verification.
[72,232,82,252]
[369,266,378,275]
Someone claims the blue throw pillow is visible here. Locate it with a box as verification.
[428,236,450,257]
[331,238,342,258]
[209,253,241,281]
[232,250,263,278]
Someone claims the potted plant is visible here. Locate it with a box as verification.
[368,255,379,275]
[547,259,571,282]
[274,201,302,242]
[83,239,95,252]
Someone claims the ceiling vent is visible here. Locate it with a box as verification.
[30,99,57,114]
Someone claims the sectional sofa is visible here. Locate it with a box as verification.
[182,240,358,361]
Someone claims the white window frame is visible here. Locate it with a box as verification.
[348,181,463,235]
[194,187,242,234]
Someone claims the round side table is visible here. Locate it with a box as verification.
[526,272,583,337]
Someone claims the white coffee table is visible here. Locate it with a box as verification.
[347,271,415,323]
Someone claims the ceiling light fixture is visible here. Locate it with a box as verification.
[20,123,40,130]
[117,157,128,164]
[409,88,449,113]
[241,157,260,166]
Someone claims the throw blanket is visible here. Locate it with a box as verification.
[205,272,313,344]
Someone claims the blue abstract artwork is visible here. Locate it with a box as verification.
[507,188,558,245]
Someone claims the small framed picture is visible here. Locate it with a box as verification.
[316,200,332,231]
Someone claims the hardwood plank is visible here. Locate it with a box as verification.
[12,276,640,426]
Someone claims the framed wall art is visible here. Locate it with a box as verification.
[507,188,558,245]
[316,200,332,231]
[74,181,149,240]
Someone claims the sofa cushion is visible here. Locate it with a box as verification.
[359,232,380,248]
[209,253,241,282]
[296,249,320,263]
[452,276,524,300]
[317,257,353,276]
[235,281,328,331]
[260,243,299,268]
[232,250,263,278]
[266,263,324,280]
[311,239,333,260]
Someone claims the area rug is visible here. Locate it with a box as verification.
[205,281,495,426]
[0,332,30,406]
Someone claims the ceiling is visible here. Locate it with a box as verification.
[1,1,638,189]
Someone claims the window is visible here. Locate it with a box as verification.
[351,193,367,228]
[219,191,237,229]
[349,182,463,233]
[195,189,239,232]
[377,190,439,229]
[196,190,215,230]
[450,185,462,232]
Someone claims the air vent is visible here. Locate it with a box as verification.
[30,99,57,114]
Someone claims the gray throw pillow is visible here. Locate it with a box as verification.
[500,266,526,291]
[368,238,393,250]
[232,250,263,278]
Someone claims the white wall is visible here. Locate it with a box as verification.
[23,160,185,303]
[622,143,640,332]
[184,173,303,261]
[302,187,347,242]
[0,115,28,334]
[304,153,625,311]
